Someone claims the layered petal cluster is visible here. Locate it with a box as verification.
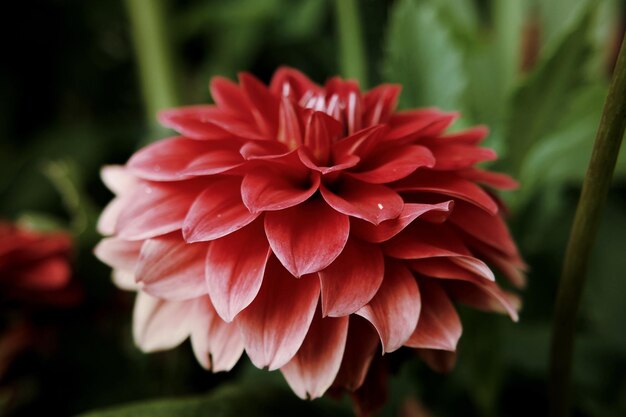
[95,68,525,404]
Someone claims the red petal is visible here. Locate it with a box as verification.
[241,166,320,213]
[277,96,303,149]
[236,257,320,370]
[239,73,280,139]
[190,296,244,372]
[429,144,497,170]
[356,261,420,352]
[438,126,489,146]
[303,111,342,166]
[269,67,320,100]
[406,279,461,351]
[205,220,271,322]
[362,84,401,126]
[383,222,472,259]
[127,137,208,181]
[17,257,70,290]
[136,234,208,300]
[449,201,518,256]
[210,76,251,117]
[264,198,349,277]
[331,125,385,162]
[94,237,142,271]
[347,145,435,184]
[183,178,259,242]
[321,177,403,225]
[333,316,380,391]
[318,238,384,317]
[351,201,454,243]
[115,180,203,240]
[179,147,244,177]
[281,313,349,399]
[386,109,457,142]
[458,168,519,190]
[133,293,194,352]
[159,105,263,140]
[393,171,499,215]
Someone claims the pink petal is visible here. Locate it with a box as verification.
[127,137,210,181]
[115,180,204,240]
[205,220,271,322]
[132,293,194,352]
[136,234,208,300]
[241,166,320,213]
[333,316,380,391]
[281,313,349,399]
[406,279,461,351]
[264,198,349,277]
[101,165,137,195]
[321,177,403,225]
[347,145,435,184]
[94,237,142,271]
[183,177,259,242]
[356,261,421,352]
[351,201,454,243]
[97,197,125,235]
[190,296,244,372]
[236,257,320,370]
[318,238,384,317]
[393,171,499,215]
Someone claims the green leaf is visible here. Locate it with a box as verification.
[383,0,466,112]
[77,380,352,417]
[499,7,594,177]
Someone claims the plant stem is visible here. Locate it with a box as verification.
[125,0,181,126]
[549,33,626,417]
[335,0,368,87]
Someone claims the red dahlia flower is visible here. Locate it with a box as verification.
[95,68,525,404]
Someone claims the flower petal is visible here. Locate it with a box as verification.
[281,313,349,399]
[458,168,519,190]
[206,220,271,322]
[210,76,251,116]
[115,181,204,240]
[132,293,193,352]
[347,145,435,184]
[332,316,380,391]
[101,165,137,195]
[387,109,457,142]
[239,73,280,139]
[383,222,472,259]
[236,257,320,370]
[351,201,454,243]
[318,238,384,317]
[136,234,208,300]
[270,67,320,100]
[94,237,142,271]
[265,198,349,277]
[416,349,457,373]
[406,279,461,351]
[321,177,403,225]
[190,296,244,372]
[183,177,259,242]
[356,261,421,353]
[393,171,499,215]
[362,84,401,126]
[429,144,497,170]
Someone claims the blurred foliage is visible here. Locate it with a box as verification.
[0,0,625,416]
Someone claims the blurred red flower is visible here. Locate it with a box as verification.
[96,68,525,414]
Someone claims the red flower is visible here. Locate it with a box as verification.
[0,222,74,304]
[95,68,525,408]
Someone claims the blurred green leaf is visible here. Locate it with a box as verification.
[78,380,352,417]
[384,0,466,112]
[500,6,594,176]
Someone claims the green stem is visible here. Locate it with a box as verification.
[125,0,181,125]
[549,33,626,417]
[334,0,368,87]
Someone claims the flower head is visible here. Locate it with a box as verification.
[95,68,525,407]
